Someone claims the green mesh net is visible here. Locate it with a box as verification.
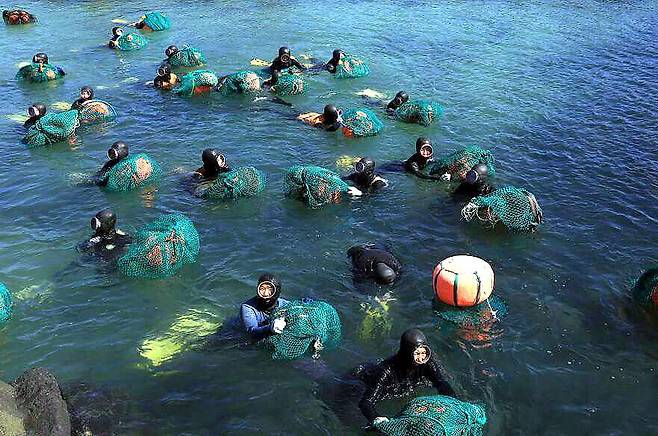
[23,110,79,148]
[168,46,206,67]
[0,283,12,325]
[428,146,496,181]
[265,300,342,360]
[284,165,351,208]
[142,12,170,31]
[394,100,444,127]
[374,395,487,436]
[462,186,543,232]
[115,33,148,51]
[118,213,200,279]
[631,267,658,309]
[271,74,307,96]
[195,166,266,200]
[16,63,65,83]
[172,70,218,96]
[216,71,262,95]
[104,153,162,192]
[77,100,117,124]
[334,53,370,79]
[341,108,383,137]
[436,295,507,327]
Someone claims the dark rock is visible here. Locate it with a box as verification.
[11,368,71,436]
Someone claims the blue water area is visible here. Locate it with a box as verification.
[1,1,657,434]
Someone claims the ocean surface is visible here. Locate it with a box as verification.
[1,0,657,434]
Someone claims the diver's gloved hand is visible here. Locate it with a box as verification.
[347,186,363,197]
[373,417,389,426]
[271,317,287,334]
[440,173,451,181]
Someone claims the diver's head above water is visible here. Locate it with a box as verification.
[111,26,123,37]
[465,163,489,185]
[79,86,94,101]
[387,91,409,110]
[323,104,341,125]
[416,137,433,161]
[355,156,376,184]
[32,52,48,64]
[397,328,432,367]
[256,273,282,311]
[331,49,343,63]
[201,148,227,176]
[165,45,179,58]
[157,64,172,78]
[27,103,47,120]
[90,209,117,239]
[107,141,129,162]
[278,46,291,63]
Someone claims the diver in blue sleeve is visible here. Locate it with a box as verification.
[241,274,290,341]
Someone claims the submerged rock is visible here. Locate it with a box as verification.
[10,368,71,436]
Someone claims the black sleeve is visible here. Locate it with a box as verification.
[358,366,392,422]
[71,99,83,110]
[371,179,387,190]
[404,160,442,180]
[23,118,36,129]
[342,173,358,183]
[326,62,336,73]
[93,161,114,186]
[424,359,456,397]
[291,58,306,70]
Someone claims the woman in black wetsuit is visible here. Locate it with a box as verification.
[357,328,455,427]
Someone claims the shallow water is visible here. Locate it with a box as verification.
[1,0,658,434]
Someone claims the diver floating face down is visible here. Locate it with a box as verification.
[387,91,409,110]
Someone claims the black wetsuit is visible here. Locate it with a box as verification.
[78,229,132,262]
[348,245,401,284]
[93,160,122,186]
[452,181,495,201]
[342,172,387,192]
[23,116,41,129]
[194,165,231,182]
[270,56,306,74]
[404,154,441,180]
[71,98,89,110]
[357,330,455,423]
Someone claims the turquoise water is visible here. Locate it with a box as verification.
[1,0,658,434]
